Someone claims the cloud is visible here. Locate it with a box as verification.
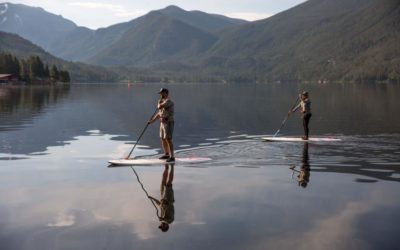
[48,212,76,227]
[69,2,145,18]
[253,189,390,250]
[226,12,272,21]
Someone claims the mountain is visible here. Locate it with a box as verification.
[202,0,400,81]
[0,2,77,50]
[87,11,218,66]
[0,31,118,82]
[48,22,133,62]
[85,0,400,81]
[1,1,399,82]
[0,3,246,64]
[50,5,246,63]
[0,30,63,63]
[0,2,132,61]
[158,5,246,33]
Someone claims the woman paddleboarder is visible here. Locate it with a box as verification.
[290,91,312,140]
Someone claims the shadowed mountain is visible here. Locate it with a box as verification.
[203,0,400,81]
[1,0,399,82]
[0,3,246,64]
[51,5,246,63]
[48,21,134,62]
[0,2,135,61]
[0,2,77,50]
[0,31,117,82]
[87,11,218,66]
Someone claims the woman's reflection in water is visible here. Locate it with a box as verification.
[291,142,311,188]
[148,164,175,232]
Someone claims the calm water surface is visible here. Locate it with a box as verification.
[0,83,399,250]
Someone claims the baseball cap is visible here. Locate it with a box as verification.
[158,88,169,94]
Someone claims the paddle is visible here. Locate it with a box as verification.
[125,107,159,159]
[130,166,160,218]
[273,95,300,137]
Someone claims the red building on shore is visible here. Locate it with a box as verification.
[0,74,18,83]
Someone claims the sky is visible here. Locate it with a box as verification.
[7,0,307,29]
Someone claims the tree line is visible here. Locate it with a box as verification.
[0,52,70,83]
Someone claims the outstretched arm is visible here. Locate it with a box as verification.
[290,103,301,114]
[148,113,161,124]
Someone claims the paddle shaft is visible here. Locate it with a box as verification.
[126,108,158,159]
[273,96,300,137]
[130,166,160,218]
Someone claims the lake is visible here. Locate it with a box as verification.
[0,83,400,250]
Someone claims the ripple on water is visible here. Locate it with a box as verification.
[354,178,379,183]
[390,173,400,179]
[372,162,400,166]
[360,168,395,173]
[205,138,220,141]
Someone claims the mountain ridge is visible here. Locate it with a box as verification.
[87,11,219,66]
[158,5,247,33]
[1,0,399,82]
[0,2,77,50]
[0,3,246,63]
[200,0,400,81]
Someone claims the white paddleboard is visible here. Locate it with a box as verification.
[108,157,212,166]
[263,137,341,142]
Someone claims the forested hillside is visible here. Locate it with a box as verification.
[1,0,399,82]
[0,31,118,82]
[203,0,400,81]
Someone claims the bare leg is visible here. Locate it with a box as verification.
[161,165,168,194]
[167,164,174,185]
[161,139,169,155]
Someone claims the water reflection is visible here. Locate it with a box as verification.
[0,85,72,154]
[2,83,400,156]
[0,85,70,131]
[0,131,399,249]
[130,164,175,232]
[290,142,311,188]
[310,136,400,183]
[312,162,400,183]
[1,83,400,249]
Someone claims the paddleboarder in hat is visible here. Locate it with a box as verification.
[148,164,175,232]
[148,88,175,162]
[290,91,312,140]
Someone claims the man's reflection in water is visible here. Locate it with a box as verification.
[291,142,311,188]
[148,164,175,232]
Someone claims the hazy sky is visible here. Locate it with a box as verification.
[7,0,307,29]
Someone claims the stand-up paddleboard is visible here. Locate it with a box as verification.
[263,137,341,142]
[108,157,212,166]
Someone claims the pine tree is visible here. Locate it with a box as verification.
[0,52,73,83]
[44,64,50,78]
[50,65,59,82]
[20,59,29,81]
[0,52,20,79]
[59,70,71,82]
